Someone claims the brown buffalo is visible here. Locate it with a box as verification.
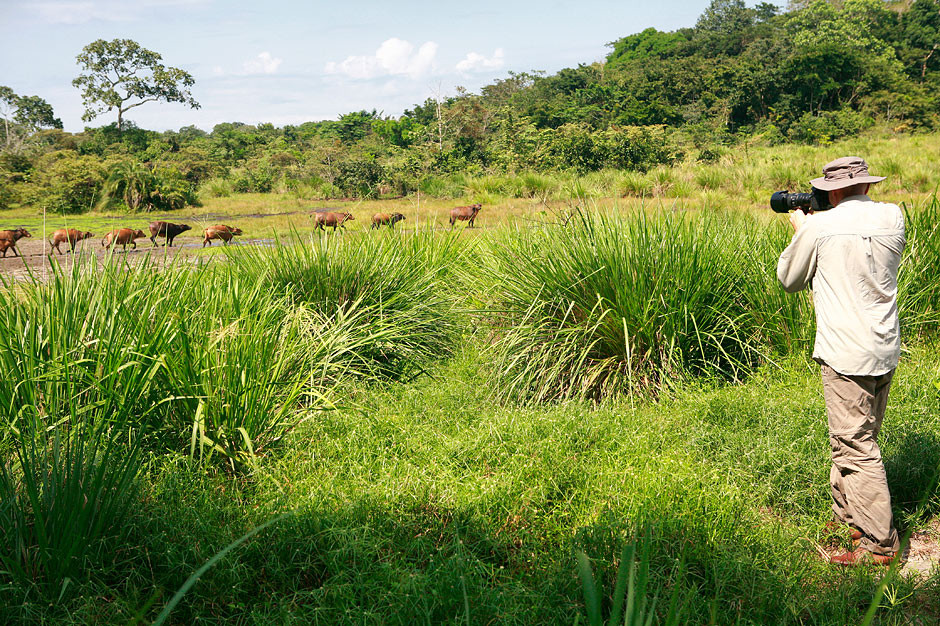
[102,228,146,251]
[449,204,482,228]
[0,228,31,257]
[149,221,192,247]
[314,211,354,232]
[202,224,243,247]
[371,213,406,230]
[49,228,94,254]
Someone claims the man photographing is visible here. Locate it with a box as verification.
[777,156,905,566]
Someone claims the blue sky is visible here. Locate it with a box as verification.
[1,0,716,132]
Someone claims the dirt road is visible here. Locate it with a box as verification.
[0,236,274,281]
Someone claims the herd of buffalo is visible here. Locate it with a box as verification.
[0,204,483,258]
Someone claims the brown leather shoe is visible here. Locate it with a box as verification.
[828,548,895,566]
[824,521,863,541]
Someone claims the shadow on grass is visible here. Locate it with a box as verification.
[118,492,927,625]
[4,470,933,626]
[886,428,940,522]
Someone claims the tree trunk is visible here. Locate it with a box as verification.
[923,45,937,79]
[117,108,123,132]
[436,97,443,153]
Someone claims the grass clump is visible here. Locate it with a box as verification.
[617,172,653,197]
[0,260,182,591]
[478,211,777,402]
[232,228,464,382]
[899,196,940,338]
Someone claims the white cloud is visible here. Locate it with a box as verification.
[243,52,283,75]
[325,38,438,80]
[27,0,209,24]
[456,48,505,73]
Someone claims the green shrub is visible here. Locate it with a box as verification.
[601,125,676,172]
[334,159,385,198]
[25,151,105,213]
[199,176,233,198]
[539,123,604,172]
[787,109,875,145]
[231,162,277,193]
[100,161,199,211]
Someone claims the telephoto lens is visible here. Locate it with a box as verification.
[770,191,814,213]
[769,188,832,213]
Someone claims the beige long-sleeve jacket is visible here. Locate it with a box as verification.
[776,195,905,376]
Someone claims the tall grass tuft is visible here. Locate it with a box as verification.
[576,531,688,626]
[478,211,769,402]
[899,195,940,337]
[160,276,324,468]
[232,228,463,382]
[199,177,233,198]
[518,172,558,200]
[617,172,653,197]
[0,260,179,591]
[0,229,469,589]
[694,166,726,190]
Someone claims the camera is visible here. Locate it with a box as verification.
[770,187,832,214]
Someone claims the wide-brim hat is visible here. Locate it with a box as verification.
[810,156,885,191]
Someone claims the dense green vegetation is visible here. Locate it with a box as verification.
[1,201,938,624]
[2,0,939,212]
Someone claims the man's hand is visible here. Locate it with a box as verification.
[789,209,808,232]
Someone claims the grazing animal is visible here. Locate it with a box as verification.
[49,228,93,254]
[202,224,243,247]
[449,204,482,228]
[0,239,16,258]
[371,212,406,229]
[0,228,31,257]
[102,228,146,251]
[314,211,354,232]
[149,221,192,247]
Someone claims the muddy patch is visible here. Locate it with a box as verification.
[0,236,282,281]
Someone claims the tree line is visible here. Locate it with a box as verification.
[1,0,938,213]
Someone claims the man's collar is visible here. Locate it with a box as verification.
[837,194,871,206]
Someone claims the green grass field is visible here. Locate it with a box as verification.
[1,134,939,624]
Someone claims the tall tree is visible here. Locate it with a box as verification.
[72,39,199,132]
[0,86,62,152]
[899,0,940,79]
[695,0,753,36]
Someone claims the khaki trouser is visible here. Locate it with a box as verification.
[821,364,900,555]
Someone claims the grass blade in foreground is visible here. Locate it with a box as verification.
[152,512,291,626]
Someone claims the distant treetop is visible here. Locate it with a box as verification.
[72,38,200,132]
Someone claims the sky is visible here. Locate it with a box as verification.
[0,0,716,132]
